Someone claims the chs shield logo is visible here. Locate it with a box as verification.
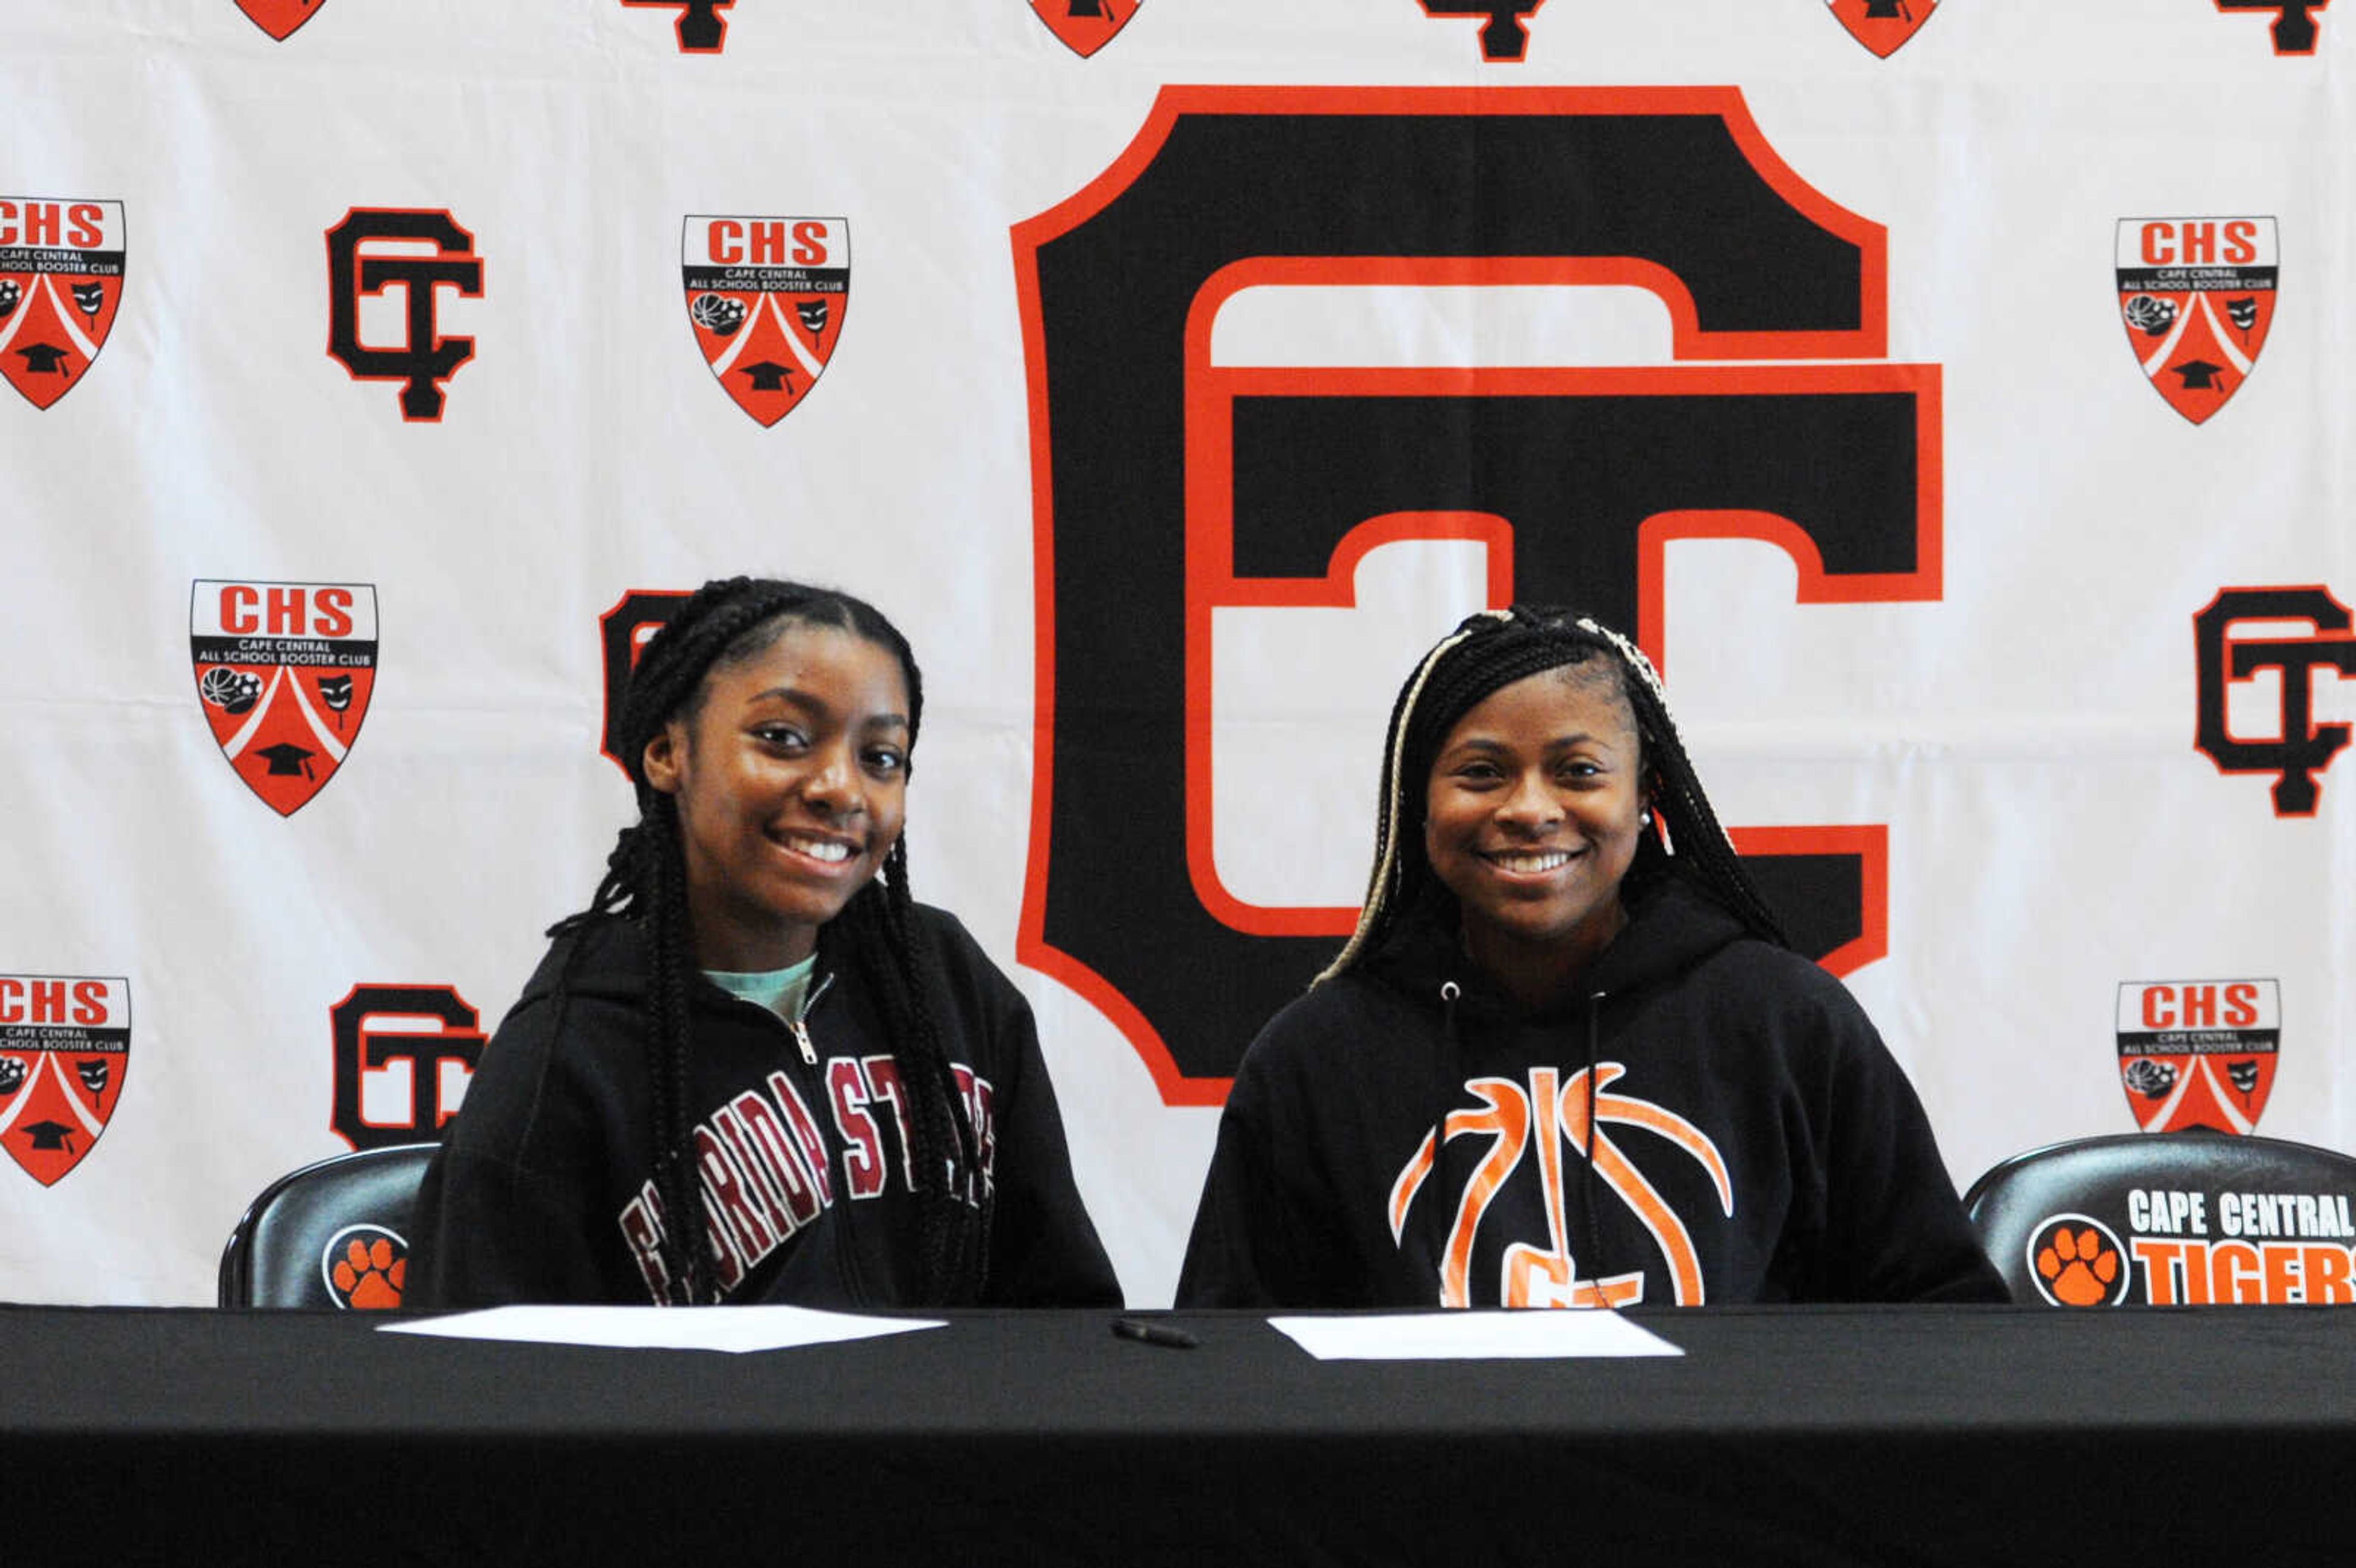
[2215,1,2331,54]
[329,985,483,1151]
[1031,0,1141,56]
[2193,586,2356,815]
[2116,980,2279,1134]
[323,1223,410,1309]
[682,217,848,426]
[0,977,129,1188]
[234,0,326,40]
[191,581,378,817]
[2026,1214,2132,1307]
[1826,0,1939,56]
[0,199,126,412]
[326,208,483,422]
[600,589,691,776]
[2115,217,2276,425]
[623,0,732,52]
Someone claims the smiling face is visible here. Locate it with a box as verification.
[1422,663,1648,1001]
[642,620,912,972]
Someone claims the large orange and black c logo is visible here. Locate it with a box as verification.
[1015,87,1941,1102]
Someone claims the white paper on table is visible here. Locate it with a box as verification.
[379,1304,945,1354]
[1269,1310,1683,1361]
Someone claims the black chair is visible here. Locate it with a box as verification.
[1964,1131,2356,1308]
[218,1143,440,1309]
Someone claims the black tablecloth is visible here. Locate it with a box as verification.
[4,1303,2349,1565]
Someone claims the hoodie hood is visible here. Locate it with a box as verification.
[1357,867,1752,1021]
[520,916,648,1008]
[520,915,826,1017]
[1176,868,2008,1310]
[414,903,1123,1311]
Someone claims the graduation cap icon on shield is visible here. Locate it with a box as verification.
[15,342,72,375]
[2169,359,2228,391]
[18,1120,77,1154]
[736,361,796,393]
[255,742,317,779]
[1862,0,1914,17]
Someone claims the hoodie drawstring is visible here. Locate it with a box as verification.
[1423,981,1463,1294]
[1423,980,1615,1309]
[1583,990,1607,1307]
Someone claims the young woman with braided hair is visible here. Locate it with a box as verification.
[1176,606,2001,1309]
[412,578,1118,1308]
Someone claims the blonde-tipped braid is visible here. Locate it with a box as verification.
[1314,610,1510,985]
[1573,617,1667,712]
[1573,616,1724,857]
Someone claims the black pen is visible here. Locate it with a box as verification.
[1111,1316,1198,1350]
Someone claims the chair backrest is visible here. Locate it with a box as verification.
[218,1143,440,1309]
[1964,1131,2356,1307]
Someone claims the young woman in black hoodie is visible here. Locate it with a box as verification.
[411,577,1118,1309]
[1176,607,2003,1309]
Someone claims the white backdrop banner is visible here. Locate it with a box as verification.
[2,0,2349,1305]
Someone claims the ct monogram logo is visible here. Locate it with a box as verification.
[2194,587,2356,816]
[325,209,483,422]
[328,985,485,1151]
[599,590,691,777]
[622,0,733,53]
[2214,0,2331,54]
[1417,1,1547,61]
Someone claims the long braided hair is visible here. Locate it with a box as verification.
[1320,605,1788,983]
[552,577,987,1305]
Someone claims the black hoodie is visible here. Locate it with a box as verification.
[410,907,1120,1309]
[1176,874,2004,1308]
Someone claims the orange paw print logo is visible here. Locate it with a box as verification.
[322,1224,409,1310]
[2030,1215,2127,1307]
